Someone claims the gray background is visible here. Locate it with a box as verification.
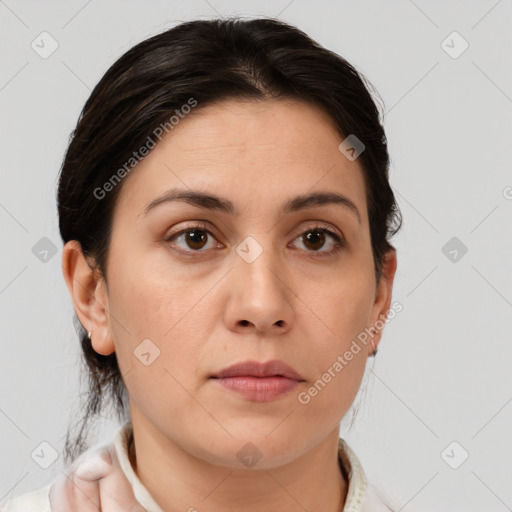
[1,1,511,510]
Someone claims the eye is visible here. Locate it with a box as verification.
[164,222,345,257]
[290,224,345,256]
[165,222,222,255]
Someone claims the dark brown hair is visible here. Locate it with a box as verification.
[58,17,402,464]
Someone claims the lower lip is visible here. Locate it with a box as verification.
[212,376,300,402]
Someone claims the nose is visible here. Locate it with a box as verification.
[223,244,294,336]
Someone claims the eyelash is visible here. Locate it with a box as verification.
[164,222,345,257]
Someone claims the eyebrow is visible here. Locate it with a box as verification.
[142,188,361,223]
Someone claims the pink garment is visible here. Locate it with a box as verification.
[49,440,147,512]
[1,422,395,511]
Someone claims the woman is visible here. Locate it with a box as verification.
[2,17,401,511]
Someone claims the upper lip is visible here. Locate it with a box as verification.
[213,360,305,381]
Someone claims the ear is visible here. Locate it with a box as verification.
[61,240,115,356]
[368,249,398,355]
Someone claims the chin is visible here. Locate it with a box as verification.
[194,429,310,470]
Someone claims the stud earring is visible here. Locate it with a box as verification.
[87,331,92,340]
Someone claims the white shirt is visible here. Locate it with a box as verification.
[1,422,392,511]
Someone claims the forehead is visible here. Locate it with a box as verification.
[114,98,368,221]
[167,98,343,160]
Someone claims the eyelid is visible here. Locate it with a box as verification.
[292,221,344,242]
[288,222,346,256]
[164,221,218,241]
[165,221,343,241]
[164,221,222,257]
[164,220,346,255]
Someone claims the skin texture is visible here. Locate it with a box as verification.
[62,98,397,512]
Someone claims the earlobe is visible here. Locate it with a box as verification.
[61,241,115,356]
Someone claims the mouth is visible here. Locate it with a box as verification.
[210,360,305,402]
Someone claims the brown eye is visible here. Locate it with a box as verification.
[182,229,209,250]
[291,226,344,256]
[165,223,221,254]
[302,230,327,251]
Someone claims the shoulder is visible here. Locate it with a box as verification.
[1,424,131,512]
[1,483,52,512]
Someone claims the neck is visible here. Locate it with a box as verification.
[128,414,348,512]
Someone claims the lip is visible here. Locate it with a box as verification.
[211,360,305,402]
[213,360,304,380]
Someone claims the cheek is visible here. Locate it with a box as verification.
[105,245,214,392]
[107,245,199,339]
[294,271,374,395]
[296,358,366,437]
[106,258,207,428]
[300,268,375,345]
[296,291,370,418]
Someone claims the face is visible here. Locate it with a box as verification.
[73,98,396,469]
